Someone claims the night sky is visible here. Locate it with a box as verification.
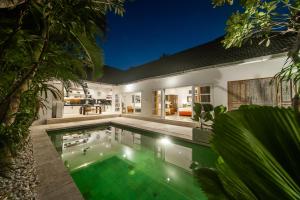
[101,0,239,70]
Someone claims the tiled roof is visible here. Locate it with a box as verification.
[98,34,295,85]
[97,66,126,85]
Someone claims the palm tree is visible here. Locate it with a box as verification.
[0,0,124,126]
[0,0,125,184]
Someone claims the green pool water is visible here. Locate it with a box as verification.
[48,125,217,200]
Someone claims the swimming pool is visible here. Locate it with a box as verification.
[48,124,217,200]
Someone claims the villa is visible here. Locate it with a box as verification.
[2,0,299,199]
[38,34,295,125]
[26,33,298,200]
[25,33,298,200]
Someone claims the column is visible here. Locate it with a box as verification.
[191,85,195,118]
[161,89,165,119]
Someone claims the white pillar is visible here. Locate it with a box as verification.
[192,85,195,118]
[161,89,165,119]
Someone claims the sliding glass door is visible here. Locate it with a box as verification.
[164,86,193,122]
[122,92,142,114]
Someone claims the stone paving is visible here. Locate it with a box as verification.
[31,126,84,200]
[110,117,193,141]
[30,117,195,200]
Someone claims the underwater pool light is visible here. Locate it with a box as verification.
[160,137,171,145]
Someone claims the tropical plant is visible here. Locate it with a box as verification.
[193,103,203,121]
[0,0,125,126]
[192,105,300,200]
[212,0,300,109]
[193,103,227,128]
[202,105,227,123]
[193,103,214,121]
[0,0,125,171]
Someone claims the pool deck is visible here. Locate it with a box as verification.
[30,117,199,200]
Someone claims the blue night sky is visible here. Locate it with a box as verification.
[101,0,239,70]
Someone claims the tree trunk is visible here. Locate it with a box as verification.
[4,81,29,126]
[3,14,49,126]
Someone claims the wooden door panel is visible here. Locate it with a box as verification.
[228,80,250,110]
[228,78,277,110]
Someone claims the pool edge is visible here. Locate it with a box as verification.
[30,117,211,200]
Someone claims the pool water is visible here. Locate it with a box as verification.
[48,125,217,200]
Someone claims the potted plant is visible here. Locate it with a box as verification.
[192,103,226,144]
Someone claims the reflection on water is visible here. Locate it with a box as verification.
[50,126,216,172]
[49,126,217,200]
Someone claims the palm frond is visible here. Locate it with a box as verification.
[193,167,232,200]
[37,83,62,100]
[216,157,257,200]
[212,106,300,199]
[70,30,103,80]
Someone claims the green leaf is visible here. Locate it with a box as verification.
[214,105,227,119]
[71,31,104,80]
[216,157,257,200]
[193,167,232,200]
[212,106,300,199]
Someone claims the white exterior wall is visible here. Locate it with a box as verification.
[33,81,64,125]
[117,55,287,117]
[37,54,287,124]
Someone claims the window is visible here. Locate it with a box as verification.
[194,85,212,104]
[115,94,120,112]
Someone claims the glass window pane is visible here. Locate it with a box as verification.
[200,86,210,94]
[200,95,210,103]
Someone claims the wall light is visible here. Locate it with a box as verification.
[124,84,135,93]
